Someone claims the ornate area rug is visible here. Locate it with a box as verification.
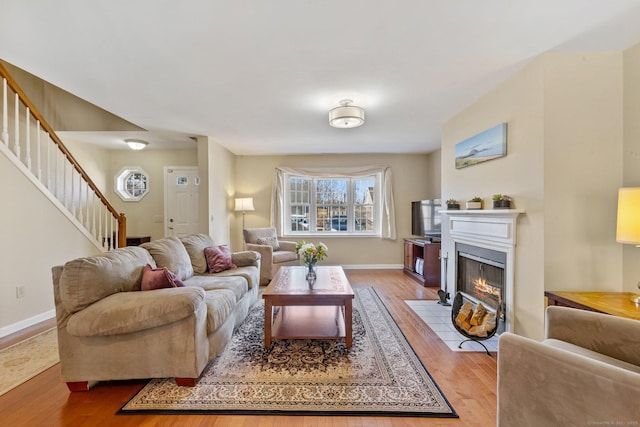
[0,328,59,396]
[119,287,457,417]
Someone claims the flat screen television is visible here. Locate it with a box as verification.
[411,199,442,238]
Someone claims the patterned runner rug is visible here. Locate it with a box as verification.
[119,287,457,417]
[0,328,59,396]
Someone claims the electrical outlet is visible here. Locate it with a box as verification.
[16,285,25,299]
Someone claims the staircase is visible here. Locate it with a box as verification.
[0,62,125,250]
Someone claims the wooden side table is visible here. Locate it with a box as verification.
[544,291,640,321]
[126,236,151,246]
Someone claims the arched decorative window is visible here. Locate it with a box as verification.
[114,166,150,202]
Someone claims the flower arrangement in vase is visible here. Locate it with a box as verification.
[295,241,328,283]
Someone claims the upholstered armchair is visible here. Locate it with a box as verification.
[243,228,299,285]
[497,306,640,426]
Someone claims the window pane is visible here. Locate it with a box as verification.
[355,178,375,231]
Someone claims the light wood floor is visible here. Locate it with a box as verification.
[0,270,497,426]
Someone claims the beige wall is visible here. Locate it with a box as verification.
[200,138,235,246]
[62,138,111,193]
[442,52,624,340]
[108,149,198,241]
[0,153,99,333]
[623,43,640,293]
[426,149,442,199]
[234,153,432,264]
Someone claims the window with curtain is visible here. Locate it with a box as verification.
[271,166,396,240]
[284,173,379,235]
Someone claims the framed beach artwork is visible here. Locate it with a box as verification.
[455,123,507,169]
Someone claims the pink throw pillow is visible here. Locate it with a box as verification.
[204,245,237,273]
[141,264,186,290]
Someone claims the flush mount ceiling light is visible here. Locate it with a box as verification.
[329,99,365,128]
[124,139,148,150]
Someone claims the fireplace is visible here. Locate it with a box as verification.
[441,209,523,333]
[456,243,506,332]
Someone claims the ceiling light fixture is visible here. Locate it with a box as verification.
[329,99,365,128]
[124,139,148,150]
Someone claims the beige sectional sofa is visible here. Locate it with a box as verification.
[51,233,260,391]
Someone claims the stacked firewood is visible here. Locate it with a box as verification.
[454,301,497,337]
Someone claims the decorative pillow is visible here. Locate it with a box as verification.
[141,264,186,291]
[256,236,280,251]
[204,245,237,273]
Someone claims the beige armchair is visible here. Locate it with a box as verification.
[243,227,299,285]
[498,306,640,426]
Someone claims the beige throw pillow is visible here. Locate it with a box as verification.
[256,236,280,251]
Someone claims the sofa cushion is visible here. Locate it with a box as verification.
[204,245,237,273]
[142,236,194,281]
[141,264,186,290]
[204,289,237,333]
[66,287,206,337]
[544,339,640,375]
[59,246,155,314]
[184,275,248,301]
[180,234,215,274]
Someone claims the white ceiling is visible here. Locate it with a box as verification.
[2,1,640,155]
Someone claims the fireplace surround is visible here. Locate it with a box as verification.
[441,209,523,332]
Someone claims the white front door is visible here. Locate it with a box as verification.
[165,167,200,237]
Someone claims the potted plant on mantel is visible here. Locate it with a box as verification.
[466,196,483,210]
[492,194,511,209]
[446,199,460,210]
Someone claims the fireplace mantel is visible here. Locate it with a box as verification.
[441,209,524,246]
[440,209,524,333]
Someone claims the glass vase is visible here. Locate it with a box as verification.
[305,262,317,285]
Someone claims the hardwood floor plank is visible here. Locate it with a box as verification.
[0,269,497,426]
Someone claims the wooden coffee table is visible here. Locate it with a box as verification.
[262,266,354,348]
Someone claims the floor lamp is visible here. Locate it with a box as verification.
[234,197,255,230]
[616,187,640,304]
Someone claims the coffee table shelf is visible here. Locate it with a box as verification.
[262,266,354,348]
[271,305,346,340]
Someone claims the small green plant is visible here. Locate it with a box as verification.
[446,198,458,205]
[469,196,482,202]
[492,194,503,202]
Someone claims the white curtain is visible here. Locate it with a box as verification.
[270,165,397,240]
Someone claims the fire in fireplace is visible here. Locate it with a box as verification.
[456,243,506,317]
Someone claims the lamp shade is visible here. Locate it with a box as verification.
[234,197,255,212]
[329,99,365,128]
[616,187,640,245]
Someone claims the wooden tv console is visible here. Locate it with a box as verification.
[403,238,441,287]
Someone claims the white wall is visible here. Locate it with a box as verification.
[0,153,99,334]
[234,153,432,264]
[441,52,624,339]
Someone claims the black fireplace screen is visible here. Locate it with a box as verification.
[456,243,506,312]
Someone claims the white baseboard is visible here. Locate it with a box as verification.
[341,264,403,270]
[0,310,56,338]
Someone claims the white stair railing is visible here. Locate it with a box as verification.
[0,63,126,250]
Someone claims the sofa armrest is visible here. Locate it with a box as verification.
[231,250,261,268]
[246,243,273,267]
[278,240,298,253]
[545,306,640,366]
[498,332,640,427]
